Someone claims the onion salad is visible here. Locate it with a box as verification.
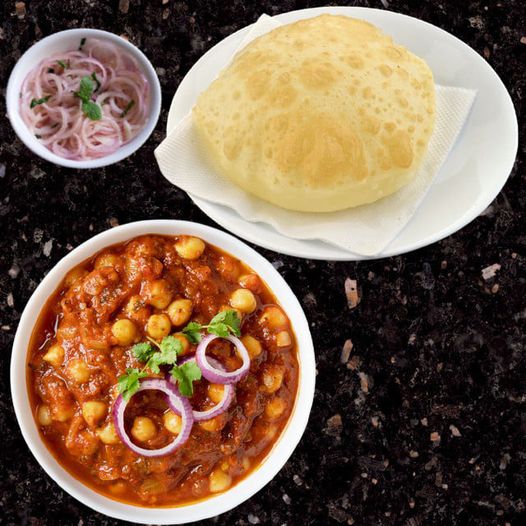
[19,37,149,160]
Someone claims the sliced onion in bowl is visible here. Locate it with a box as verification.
[167,356,235,421]
[112,378,194,457]
[195,334,250,384]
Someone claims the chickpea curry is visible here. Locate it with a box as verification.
[27,234,299,506]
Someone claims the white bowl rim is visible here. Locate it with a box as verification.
[10,220,316,524]
[6,28,162,169]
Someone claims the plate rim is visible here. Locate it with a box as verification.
[167,5,519,261]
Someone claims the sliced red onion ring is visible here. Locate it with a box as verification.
[195,334,250,385]
[167,356,235,421]
[112,378,193,457]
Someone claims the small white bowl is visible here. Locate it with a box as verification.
[6,29,162,169]
[10,220,316,524]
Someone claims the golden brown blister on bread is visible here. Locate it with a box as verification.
[193,14,436,212]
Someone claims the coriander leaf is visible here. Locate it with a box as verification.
[131,342,154,362]
[82,100,102,120]
[146,354,162,374]
[207,322,229,338]
[121,100,135,118]
[145,337,181,374]
[75,75,94,102]
[91,72,101,92]
[159,335,183,364]
[30,96,51,108]
[208,309,241,337]
[182,321,203,344]
[170,361,202,397]
[79,37,86,50]
[117,368,147,402]
[57,60,68,69]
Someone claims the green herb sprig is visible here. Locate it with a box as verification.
[182,309,241,344]
[170,361,202,398]
[120,100,135,118]
[74,75,102,121]
[117,309,241,401]
[117,334,201,401]
[30,95,51,109]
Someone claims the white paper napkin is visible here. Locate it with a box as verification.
[155,14,477,257]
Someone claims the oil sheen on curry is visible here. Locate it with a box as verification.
[27,234,299,506]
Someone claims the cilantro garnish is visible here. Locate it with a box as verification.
[82,100,102,120]
[171,361,202,397]
[118,368,148,402]
[182,309,241,343]
[120,100,135,117]
[57,60,68,69]
[30,96,51,108]
[117,334,187,400]
[117,309,241,401]
[74,75,102,121]
[79,37,86,51]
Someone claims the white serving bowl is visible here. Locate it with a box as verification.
[6,29,162,169]
[10,220,316,524]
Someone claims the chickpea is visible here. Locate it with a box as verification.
[276,330,292,348]
[238,273,262,293]
[43,343,64,368]
[261,365,284,394]
[163,411,182,434]
[94,253,121,270]
[265,397,287,419]
[265,424,278,441]
[111,319,137,346]
[175,236,205,260]
[131,416,156,442]
[37,404,52,426]
[67,359,90,384]
[143,279,173,309]
[97,422,120,445]
[229,288,257,314]
[199,415,227,432]
[260,306,288,329]
[242,456,251,471]
[124,294,151,323]
[82,401,107,426]
[241,335,262,359]
[209,468,232,493]
[64,267,87,287]
[109,482,127,495]
[53,404,75,422]
[208,383,225,404]
[172,332,191,355]
[146,314,172,340]
[167,299,193,326]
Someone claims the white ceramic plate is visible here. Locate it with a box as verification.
[11,220,315,524]
[167,6,518,261]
